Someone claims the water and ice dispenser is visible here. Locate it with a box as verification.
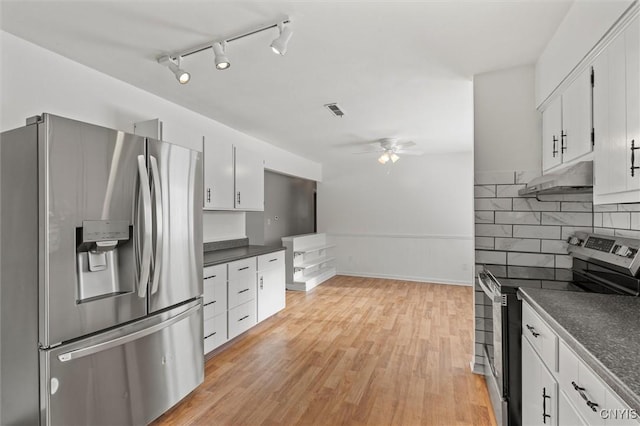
[76,220,132,302]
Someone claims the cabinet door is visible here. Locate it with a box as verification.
[543,97,563,171]
[625,17,640,196]
[562,69,593,163]
[522,338,557,426]
[559,390,588,426]
[257,253,286,322]
[203,137,234,209]
[594,23,638,203]
[234,146,264,211]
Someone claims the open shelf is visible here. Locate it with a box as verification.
[282,233,336,292]
[293,256,335,271]
[293,244,335,255]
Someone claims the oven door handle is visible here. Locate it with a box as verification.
[478,273,502,303]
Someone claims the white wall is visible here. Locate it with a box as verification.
[474,65,541,173]
[318,151,475,286]
[0,31,322,242]
[535,0,633,107]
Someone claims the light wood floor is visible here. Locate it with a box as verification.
[154,276,497,426]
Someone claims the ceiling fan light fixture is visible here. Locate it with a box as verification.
[378,152,390,164]
[158,55,191,84]
[212,42,230,70]
[271,22,293,55]
[390,153,400,163]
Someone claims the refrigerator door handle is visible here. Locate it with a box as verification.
[57,304,200,362]
[149,155,163,295]
[137,155,153,298]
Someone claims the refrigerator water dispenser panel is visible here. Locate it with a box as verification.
[76,220,133,303]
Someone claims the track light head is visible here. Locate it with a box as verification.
[212,42,230,70]
[271,22,293,55]
[158,56,190,84]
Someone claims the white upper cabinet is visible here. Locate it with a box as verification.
[542,97,563,171]
[202,138,264,211]
[541,69,593,173]
[234,146,264,211]
[593,16,640,204]
[203,137,234,210]
[562,70,594,164]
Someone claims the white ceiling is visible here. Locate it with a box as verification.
[0,0,572,164]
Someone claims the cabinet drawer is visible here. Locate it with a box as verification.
[203,264,226,306]
[228,299,257,339]
[257,251,285,271]
[228,258,257,308]
[522,303,558,370]
[203,312,227,354]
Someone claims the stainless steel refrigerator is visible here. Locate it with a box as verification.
[0,114,204,425]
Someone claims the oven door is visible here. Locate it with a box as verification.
[478,270,509,424]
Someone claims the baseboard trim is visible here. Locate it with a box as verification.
[337,271,473,286]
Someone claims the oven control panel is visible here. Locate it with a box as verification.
[568,232,640,277]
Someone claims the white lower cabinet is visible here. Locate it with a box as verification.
[202,250,286,355]
[522,300,640,426]
[522,338,557,426]
[257,251,286,322]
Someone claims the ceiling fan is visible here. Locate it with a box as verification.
[354,138,424,164]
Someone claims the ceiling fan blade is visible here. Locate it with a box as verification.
[394,141,416,148]
[396,149,424,156]
[353,149,384,154]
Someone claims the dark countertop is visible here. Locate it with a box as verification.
[203,245,285,267]
[519,287,640,413]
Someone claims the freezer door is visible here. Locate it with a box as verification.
[147,139,203,313]
[42,300,204,426]
[41,114,148,347]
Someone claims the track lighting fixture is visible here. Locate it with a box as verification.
[271,22,293,55]
[157,17,292,84]
[158,56,190,84]
[212,42,230,70]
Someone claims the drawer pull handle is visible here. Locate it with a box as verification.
[526,324,540,338]
[269,258,278,262]
[204,275,217,280]
[542,387,551,424]
[204,300,216,307]
[238,266,249,271]
[204,331,217,339]
[238,315,249,322]
[238,288,250,294]
[571,381,599,412]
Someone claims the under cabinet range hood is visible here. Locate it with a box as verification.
[518,161,593,196]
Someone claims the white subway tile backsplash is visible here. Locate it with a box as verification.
[474,185,496,198]
[602,212,631,229]
[619,204,640,212]
[594,204,619,212]
[560,202,593,212]
[614,229,640,239]
[513,225,561,239]
[475,211,495,224]
[496,184,528,198]
[475,224,512,237]
[632,213,640,230]
[555,255,573,268]
[495,238,541,252]
[512,198,560,212]
[541,239,568,255]
[474,171,515,185]
[515,170,540,184]
[475,198,513,211]
[475,237,494,250]
[593,227,616,236]
[593,213,603,227]
[495,211,541,225]
[561,226,593,240]
[475,250,507,264]
[541,212,592,226]
[507,252,554,267]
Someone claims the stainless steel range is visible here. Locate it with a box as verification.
[478,232,640,426]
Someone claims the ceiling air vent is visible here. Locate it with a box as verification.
[324,103,345,118]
